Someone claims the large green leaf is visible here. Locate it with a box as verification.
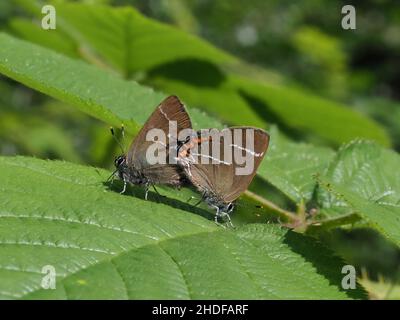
[318,141,400,247]
[12,0,236,76]
[8,17,79,59]
[0,32,165,134]
[0,156,359,299]
[231,75,390,147]
[0,32,227,135]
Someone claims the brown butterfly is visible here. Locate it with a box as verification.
[113,95,192,199]
[177,127,269,226]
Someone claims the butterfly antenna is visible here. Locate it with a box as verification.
[120,124,127,150]
[121,124,125,139]
[110,126,125,154]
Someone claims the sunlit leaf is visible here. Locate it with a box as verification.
[0,156,360,299]
[318,141,400,247]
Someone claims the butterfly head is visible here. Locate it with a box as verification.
[114,155,126,169]
[215,202,235,228]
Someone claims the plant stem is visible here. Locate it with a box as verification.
[244,190,298,222]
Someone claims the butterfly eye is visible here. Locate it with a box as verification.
[114,156,125,168]
[227,203,234,212]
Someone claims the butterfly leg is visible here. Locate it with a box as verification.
[213,206,226,229]
[120,177,127,194]
[144,186,149,200]
[224,212,234,228]
[224,203,235,228]
[214,207,234,228]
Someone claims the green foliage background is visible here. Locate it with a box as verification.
[0,0,399,299]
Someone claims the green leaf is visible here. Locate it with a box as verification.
[259,126,335,203]
[0,32,165,134]
[230,75,390,147]
[14,0,235,76]
[319,141,400,247]
[0,156,359,299]
[9,17,79,59]
[0,33,224,135]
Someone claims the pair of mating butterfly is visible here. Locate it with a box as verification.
[112,96,270,226]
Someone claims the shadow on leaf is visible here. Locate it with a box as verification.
[148,58,226,88]
[104,180,214,221]
[283,230,368,299]
[239,90,304,140]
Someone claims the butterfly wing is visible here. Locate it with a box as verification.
[127,95,192,185]
[180,127,269,202]
[222,127,269,202]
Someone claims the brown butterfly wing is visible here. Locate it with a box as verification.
[182,127,269,202]
[127,95,192,185]
[222,127,269,202]
[140,164,184,186]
